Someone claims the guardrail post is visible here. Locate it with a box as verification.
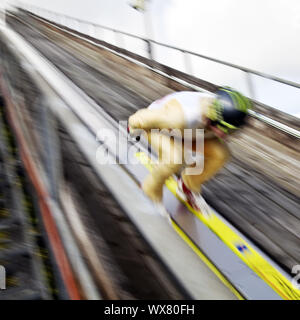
[183,51,193,75]
[114,31,124,48]
[145,39,153,60]
[89,24,94,37]
[245,71,256,100]
[114,30,120,47]
[65,17,69,28]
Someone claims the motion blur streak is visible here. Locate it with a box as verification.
[0,5,299,300]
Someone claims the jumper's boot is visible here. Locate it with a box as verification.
[177,178,211,218]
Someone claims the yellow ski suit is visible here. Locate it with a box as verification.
[129,91,230,202]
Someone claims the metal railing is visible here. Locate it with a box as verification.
[16,5,300,138]
[21,6,300,89]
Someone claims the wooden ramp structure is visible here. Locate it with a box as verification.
[0,8,299,299]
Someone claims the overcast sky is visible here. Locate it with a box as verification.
[13,0,300,117]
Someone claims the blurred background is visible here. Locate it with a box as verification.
[11,0,300,116]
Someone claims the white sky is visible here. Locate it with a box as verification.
[12,0,300,116]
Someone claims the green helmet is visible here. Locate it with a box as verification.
[207,87,252,133]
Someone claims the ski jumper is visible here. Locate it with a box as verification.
[129,91,230,202]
